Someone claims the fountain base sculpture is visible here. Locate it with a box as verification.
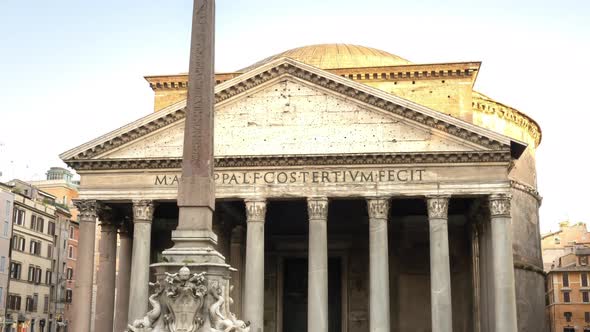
[126,265,250,332]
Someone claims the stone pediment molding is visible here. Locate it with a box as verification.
[64,150,512,171]
[60,58,525,164]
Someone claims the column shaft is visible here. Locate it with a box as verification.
[114,226,132,332]
[427,196,453,332]
[230,226,245,318]
[71,200,101,332]
[243,199,267,332]
[489,194,518,332]
[127,200,155,324]
[307,198,329,332]
[94,221,117,332]
[368,198,391,332]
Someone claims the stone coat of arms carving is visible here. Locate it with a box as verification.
[126,266,250,332]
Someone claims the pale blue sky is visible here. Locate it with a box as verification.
[1,0,589,233]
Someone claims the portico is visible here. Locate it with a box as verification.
[60,52,536,332]
[69,166,518,332]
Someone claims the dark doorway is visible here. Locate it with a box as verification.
[282,257,342,332]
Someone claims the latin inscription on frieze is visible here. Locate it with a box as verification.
[155,168,426,186]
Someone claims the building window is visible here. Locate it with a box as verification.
[565,328,575,332]
[585,312,590,323]
[28,266,35,282]
[4,200,10,221]
[66,267,73,280]
[563,272,570,287]
[69,225,74,239]
[3,220,8,236]
[33,293,38,312]
[45,270,52,285]
[47,244,53,259]
[30,214,37,230]
[583,291,589,303]
[25,296,34,312]
[43,295,49,314]
[29,240,41,255]
[0,287,3,303]
[582,256,589,266]
[68,245,74,259]
[9,262,21,279]
[583,273,589,287]
[0,256,5,272]
[565,311,573,322]
[48,222,55,236]
[564,292,571,303]
[37,217,44,233]
[7,294,21,310]
[13,208,24,226]
[65,289,72,303]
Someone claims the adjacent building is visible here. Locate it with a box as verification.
[0,183,14,329]
[7,180,56,332]
[543,221,590,271]
[546,248,590,332]
[29,168,80,330]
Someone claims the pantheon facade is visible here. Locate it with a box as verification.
[61,44,544,332]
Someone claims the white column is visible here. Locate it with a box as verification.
[489,194,518,332]
[127,200,155,324]
[367,198,391,332]
[230,225,245,317]
[94,218,117,332]
[243,199,267,332]
[71,200,101,332]
[427,196,453,332]
[307,197,329,332]
[114,223,132,332]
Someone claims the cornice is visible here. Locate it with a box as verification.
[65,151,512,171]
[144,62,480,91]
[472,95,541,147]
[65,59,517,162]
[510,180,542,204]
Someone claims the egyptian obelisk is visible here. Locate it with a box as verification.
[163,0,223,263]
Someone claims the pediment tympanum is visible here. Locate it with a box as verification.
[100,79,482,159]
[61,58,524,169]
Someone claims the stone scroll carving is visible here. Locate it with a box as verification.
[126,266,250,332]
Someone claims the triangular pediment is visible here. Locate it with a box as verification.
[61,58,524,168]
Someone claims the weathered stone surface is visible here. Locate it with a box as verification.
[104,79,482,159]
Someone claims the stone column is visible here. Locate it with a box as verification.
[427,196,453,332]
[243,199,267,332]
[489,194,518,332]
[71,200,101,332]
[94,214,117,332]
[307,197,329,332]
[127,200,155,324]
[114,223,133,332]
[230,225,245,317]
[367,198,391,332]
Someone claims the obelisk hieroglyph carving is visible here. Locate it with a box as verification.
[164,0,223,263]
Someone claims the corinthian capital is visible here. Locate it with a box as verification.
[367,198,389,220]
[245,199,267,223]
[132,200,155,223]
[489,194,511,218]
[427,196,450,219]
[73,200,102,223]
[307,197,328,220]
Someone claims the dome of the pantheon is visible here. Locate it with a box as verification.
[240,44,411,71]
